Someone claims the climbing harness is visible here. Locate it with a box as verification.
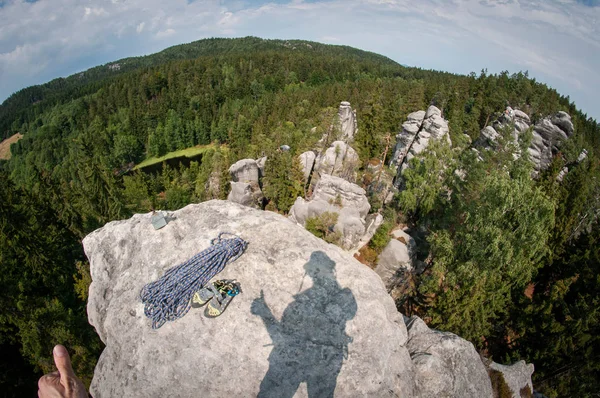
[140,233,248,329]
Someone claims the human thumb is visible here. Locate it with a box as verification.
[53,345,76,384]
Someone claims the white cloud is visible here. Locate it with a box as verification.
[0,0,598,119]
[155,28,176,38]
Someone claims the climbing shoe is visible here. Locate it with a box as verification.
[191,286,215,308]
[204,280,241,318]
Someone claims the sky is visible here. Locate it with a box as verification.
[0,0,598,120]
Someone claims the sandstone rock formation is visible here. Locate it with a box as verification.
[84,201,413,397]
[227,159,263,208]
[489,360,534,398]
[229,159,260,183]
[298,151,316,182]
[288,174,377,250]
[313,140,360,183]
[529,111,574,171]
[338,101,357,142]
[473,107,575,173]
[375,229,416,293]
[391,105,451,188]
[405,315,494,398]
[84,201,535,397]
[390,110,426,170]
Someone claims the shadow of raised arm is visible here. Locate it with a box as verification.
[251,289,281,341]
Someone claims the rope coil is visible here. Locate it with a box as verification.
[140,232,248,329]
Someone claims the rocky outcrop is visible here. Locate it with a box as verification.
[288,174,377,250]
[405,316,494,398]
[298,151,316,182]
[390,110,426,169]
[227,159,264,208]
[84,201,413,397]
[229,159,260,183]
[489,360,534,398]
[529,111,574,171]
[84,201,534,397]
[474,107,575,173]
[375,229,416,293]
[338,101,357,142]
[391,106,451,188]
[313,141,360,183]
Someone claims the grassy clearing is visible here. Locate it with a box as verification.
[134,144,217,170]
[0,133,23,160]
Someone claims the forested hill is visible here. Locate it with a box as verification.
[1,36,599,397]
[0,36,403,139]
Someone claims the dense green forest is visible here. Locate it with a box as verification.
[0,37,598,397]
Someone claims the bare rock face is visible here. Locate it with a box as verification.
[229,159,260,183]
[390,110,426,169]
[338,101,358,142]
[392,106,451,188]
[227,181,263,209]
[474,108,574,173]
[530,111,574,171]
[375,229,416,292]
[298,151,316,182]
[314,141,360,183]
[227,159,263,208]
[84,201,414,398]
[289,174,372,250]
[489,360,534,398]
[405,316,494,398]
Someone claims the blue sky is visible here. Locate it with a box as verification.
[0,0,598,120]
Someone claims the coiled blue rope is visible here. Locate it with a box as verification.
[140,232,248,329]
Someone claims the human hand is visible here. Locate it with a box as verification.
[38,345,88,398]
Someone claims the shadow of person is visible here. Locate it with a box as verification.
[251,251,357,398]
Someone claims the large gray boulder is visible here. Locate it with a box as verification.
[375,229,416,292]
[390,110,426,169]
[84,201,414,397]
[338,101,357,142]
[227,159,263,208]
[489,360,534,398]
[531,112,574,171]
[288,174,372,250]
[392,106,451,188]
[229,159,260,183]
[314,141,360,183]
[227,181,263,209]
[474,108,574,172]
[405,316,494,398]
[298,151,316,182]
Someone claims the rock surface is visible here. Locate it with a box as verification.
[227,158,264,208]
[229,159,260,183]
[84,200,534,397]
[338,101,357,142]
[314,141,360,183]
[84,201,413,397]
[375,229,416,291]
[391,105,451,188]
[489,360,534,398]
[298,151,316,182]
[289,174,372,250]
[405,316,494,398]
[530,111,574,171]
[473,107,575,172]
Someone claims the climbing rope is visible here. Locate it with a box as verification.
[140,232,248,329]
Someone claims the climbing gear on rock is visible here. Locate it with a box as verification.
[140,233,248,329]
[151,211,167,230]
[204,280,241,318]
